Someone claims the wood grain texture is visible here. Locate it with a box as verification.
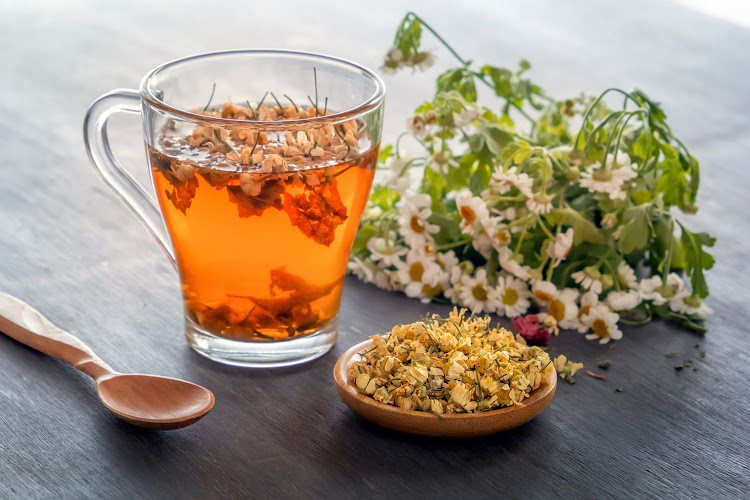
[1,0,749,498]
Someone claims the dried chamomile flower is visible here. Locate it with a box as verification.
[553,354,584,384]
[348,308,552,414]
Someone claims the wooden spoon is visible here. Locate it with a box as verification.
[334,340,556,438]
[0,292,214,430]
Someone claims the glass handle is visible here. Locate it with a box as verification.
[83,89,176,269]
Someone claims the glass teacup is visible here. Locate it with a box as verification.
[84,50,385,367]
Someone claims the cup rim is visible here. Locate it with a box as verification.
[139,49,386,128]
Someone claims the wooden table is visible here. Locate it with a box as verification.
[1,0,748,497]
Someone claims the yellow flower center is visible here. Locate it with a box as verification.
[549,300,565,321]
[422,283,443,296]
[502,288,518,306]
[592,168,613,182]
[533,192,552,204]
[410,215,425,233]
[578,305,591,319]
[472,284,488,301]
[535,290,554,302]
[460,205,476,224]
[409,262,424,282]
[592,318,609,338]
[496,230,511,246]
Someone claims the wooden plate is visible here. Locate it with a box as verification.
[334,340,557,437]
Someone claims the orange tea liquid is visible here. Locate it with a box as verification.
[149,146,376,341]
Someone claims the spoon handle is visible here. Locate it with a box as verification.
[0,291,115,381]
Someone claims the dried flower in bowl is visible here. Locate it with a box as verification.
[348,308,552,415]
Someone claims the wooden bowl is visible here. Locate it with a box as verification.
[334,340,557,438]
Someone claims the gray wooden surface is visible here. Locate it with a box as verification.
[1,0,749,498]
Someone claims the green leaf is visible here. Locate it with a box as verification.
[370,185,400,211]
[428,212,461,244]
[652,216,685,272]
[679,224,715,298]
[415,100,435,114]
[469,161,492,196]
[660,143,679,160]
[352,224,376,254]
[630,190,652,205]
[546,208,605,245]
[681,152,700,207]
[436,68,477,102]
[632,129,653,160]
[656,157,688,209]
[480,65,514,99]
[467,133,485,152]
[445,162,471,190]
[378,144,393,163]
[423,167,448,211]
[396,18,423,54]
[617,204,651,254]
[479,122,514,156]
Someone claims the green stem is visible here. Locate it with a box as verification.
[662,216,675,286]
[574,88,643,150]
[406,12,469,66]
[395,132,410,157]
[435,239,472,250]
[535,212,555,240]
[513,226,527,257]
[612,112,641,165]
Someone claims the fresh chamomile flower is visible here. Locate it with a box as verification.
[372,269,397,291]
[380,49,402,74]
[384,155,412,192]
[458,269,499,314]
[366,232,408,267]
[531,280,558,305]
[497,247,531,281]
[492,227,512,250]
[456,190,490,235]
[489,166,533,197]
[471,230,493,259]
[434,251,458,291]
[412,51,435,71]
[540,288,580,330]
[386,48,402,63]
[495,274,531,317]
[444,267,464,304]
[427,142,458,174]
[606,290,642,312]
[406,115,427,139]
[348,257,375,282]
[453,106,480,128]
[572,266,603,294]
[396,249,443,302]
[576,290,600,333]
[581,304,622,344]
[494,206,517,222]
[398,193,439,247]
[669,294,713,318]
[639,273,685,306]
[578,152,637,200]
[486,218,513,252]
[526,191,553,214]
[617,261,638,289]
[547,228,574,266]
[601,212,618,229]
[435,250,459,273]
